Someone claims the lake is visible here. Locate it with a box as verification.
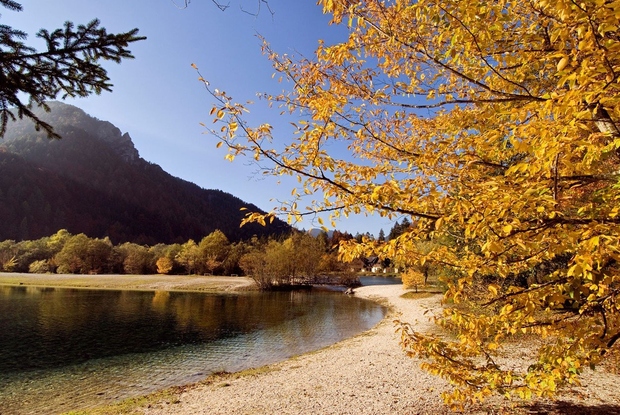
[0,286,386,414]
[359,275,402,286]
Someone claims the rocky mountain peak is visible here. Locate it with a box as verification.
[31,101,141,163]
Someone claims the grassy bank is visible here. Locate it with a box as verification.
[0,273,256,292]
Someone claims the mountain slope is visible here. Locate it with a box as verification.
[0,102,290,244]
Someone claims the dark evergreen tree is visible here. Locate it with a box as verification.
[387,218,412,241]
[0,1,145,138]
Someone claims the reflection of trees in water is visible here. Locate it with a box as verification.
[0,287,383,373]
[258,292,382,348]
[8,288,332,343]
[1,287,380,339]
[165,292,307,335]
[151,290,170,311]
[34,289,149,335]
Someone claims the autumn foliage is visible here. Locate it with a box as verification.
[401,268,425,292]
[203,0,620,408]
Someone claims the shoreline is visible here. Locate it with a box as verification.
[4,274,620,414]
[81,283,620,415]
[80,284,457,415]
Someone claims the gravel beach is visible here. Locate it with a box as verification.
[135,284,620,415]
[139,285,451,415]
[4,275,618,414]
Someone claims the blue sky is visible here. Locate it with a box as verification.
[7,0,399,237]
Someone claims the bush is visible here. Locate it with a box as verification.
[29,259,52,274]
[156,257,173,274]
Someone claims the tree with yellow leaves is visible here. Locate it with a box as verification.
[202,0,620,408]
[401,267,426,292]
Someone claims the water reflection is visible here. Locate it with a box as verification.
[0,286,385,414]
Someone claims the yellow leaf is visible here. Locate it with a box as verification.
[435,217,444,230]
[557,56,569,72]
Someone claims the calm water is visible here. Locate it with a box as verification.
[0,286,385,414]
[359,275,402,286]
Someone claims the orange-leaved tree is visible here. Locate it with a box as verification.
[201,0,620,407]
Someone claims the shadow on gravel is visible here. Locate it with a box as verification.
[519,401,620,414]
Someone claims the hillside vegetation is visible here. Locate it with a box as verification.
[0,102,290,244]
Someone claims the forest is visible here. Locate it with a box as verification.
[0,218,428,290]
[0,228,369,288]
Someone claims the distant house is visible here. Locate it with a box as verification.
[360,256,379,272]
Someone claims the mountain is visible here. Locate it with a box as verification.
[0,102,290,244]
[307,228,334,238]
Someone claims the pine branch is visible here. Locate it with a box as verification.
[0,8,145,138]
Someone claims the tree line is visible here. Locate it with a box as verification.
[0,228,361,288]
